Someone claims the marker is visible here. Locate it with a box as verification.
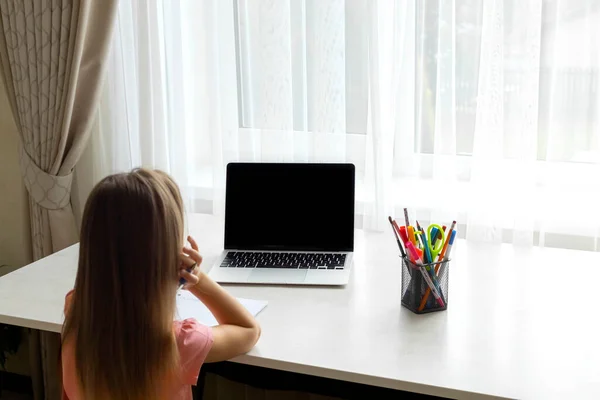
[406,242,445,308]
[407,244,424,263]
[407,225,418,247]
[388,216,406,258]
[400,226,425,272]
[399,226,410,245]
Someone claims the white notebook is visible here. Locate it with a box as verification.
[175,290,268,327]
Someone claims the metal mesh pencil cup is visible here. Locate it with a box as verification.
[401,256,450,314]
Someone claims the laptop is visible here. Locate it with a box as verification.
[208,162,355,285]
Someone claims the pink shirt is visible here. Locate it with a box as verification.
[61,292,213,400]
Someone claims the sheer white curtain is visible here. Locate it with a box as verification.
[75,0,600,249]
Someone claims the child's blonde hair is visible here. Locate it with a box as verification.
[62,168,185,400]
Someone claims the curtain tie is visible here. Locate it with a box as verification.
[19,146,73,210]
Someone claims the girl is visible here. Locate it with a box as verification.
[61,169,261,400]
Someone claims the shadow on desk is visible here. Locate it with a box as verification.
[196,363,447,400]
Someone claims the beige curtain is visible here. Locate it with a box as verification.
[0,1,117,399]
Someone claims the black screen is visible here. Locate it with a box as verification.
[224,163,355,251]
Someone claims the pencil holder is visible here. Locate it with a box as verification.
[400,256,450,314]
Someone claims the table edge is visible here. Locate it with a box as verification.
[0,316,510,399]
[0,315,62,334]
[231,354,510,400]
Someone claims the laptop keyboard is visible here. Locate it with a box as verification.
[220,252,347,270]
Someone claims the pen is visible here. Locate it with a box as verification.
[403,208,410,227]
[178,277,187,288]
[416,220,446,297]
[436,228,453,265]
[430,226,439,247]
[391,219,403,238]
[388,216,406,258]
[445,230,457,260]
[439,221,455,262]
[418,228,455,311]
[416,221,432,263]
[447,221,456,240]
[433,221,453,262]
[178,262,198,289]
[437,230,456,281]
[406,242,445,308]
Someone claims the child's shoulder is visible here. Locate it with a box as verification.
[174,318,213,343]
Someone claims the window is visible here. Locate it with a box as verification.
[234,0,600,162]
[235,0,369,135]
[91,0,600,245]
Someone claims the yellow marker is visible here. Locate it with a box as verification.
[407,226,418,247]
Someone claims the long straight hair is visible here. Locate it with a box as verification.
[62,169,185,400]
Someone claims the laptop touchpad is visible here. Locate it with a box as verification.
[248,269,307,284]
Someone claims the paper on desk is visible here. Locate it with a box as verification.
[175,290,267,327]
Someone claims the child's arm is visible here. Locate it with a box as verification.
[187,270,261,362]
[180,237,261,363]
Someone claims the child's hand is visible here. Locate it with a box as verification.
[178,236,203,289]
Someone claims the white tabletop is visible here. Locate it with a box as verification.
[1,214,599,399]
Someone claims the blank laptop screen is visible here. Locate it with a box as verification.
[224,163,355,252]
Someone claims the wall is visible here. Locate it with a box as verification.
[0,78,33,375]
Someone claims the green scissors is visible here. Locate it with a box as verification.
[426,224,446,261]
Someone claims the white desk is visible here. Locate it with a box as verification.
[1,214,599,399]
